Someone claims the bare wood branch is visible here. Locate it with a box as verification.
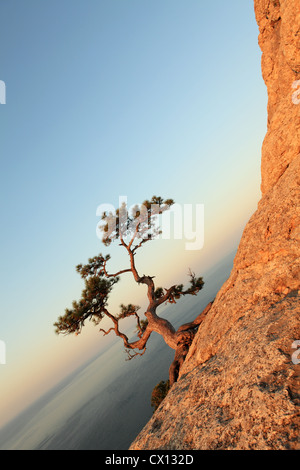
[134,312,144,338]
[119,230,128,249]
[99,327,115,336]
[125,347,147,361]
[104,267,132,278]
[131,237,151,254]
[101,308,155,353]
[128,221,140,250]
[155,285,176,307]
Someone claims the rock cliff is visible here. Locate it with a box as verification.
[130,0,300,450]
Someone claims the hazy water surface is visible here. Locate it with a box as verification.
[0,252,234,450]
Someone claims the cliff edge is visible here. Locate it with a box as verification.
[130,0,300,450]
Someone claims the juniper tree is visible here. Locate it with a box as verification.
[151,380,170,411]
[54,196,213,386]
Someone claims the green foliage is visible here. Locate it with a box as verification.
[76,254,110,278]
[97,195,175,247]
[135,318,148,337]
[54,276,118,335]
[185,269,204,295]
[117,303,140,320]
[55,196,204,347]
[139,319,148,331]
[151,380,170,412]
[154,287,164,299]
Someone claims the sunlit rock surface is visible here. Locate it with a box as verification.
[130,0,300,450]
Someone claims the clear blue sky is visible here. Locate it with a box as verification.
[0,0,267,426]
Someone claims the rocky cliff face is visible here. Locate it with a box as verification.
[130,0,300,450]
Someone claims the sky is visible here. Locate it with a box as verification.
[0,0,267,428]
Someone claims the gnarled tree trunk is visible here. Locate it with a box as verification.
[168,301,213,386]
[55,200,209,388]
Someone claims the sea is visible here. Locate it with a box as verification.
[0,251,235,450]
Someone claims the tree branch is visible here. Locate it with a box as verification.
[131,237,152,254]
[155,285,177,306]
[125,348,147,361]
[100,308,154,353]
[99,327,115,336]
[128,221,141,251]
[134,312,144,338]
[176,301,214,334]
